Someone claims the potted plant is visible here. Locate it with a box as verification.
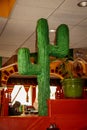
[51,57,85,98]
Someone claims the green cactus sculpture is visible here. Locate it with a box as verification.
[18,18,69,116]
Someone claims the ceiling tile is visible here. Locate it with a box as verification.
[48,9,87,27]
[0,17,7,34]
[70,37,87,48]
[16,0,64,9]
[70,26,87,44]
[0,19,36,43]
[0,49,15,57]
[10,4,53,21]
[79,18,87,27]
[21,33,37,53]
[0,0,87,58]
[58,0,87,15]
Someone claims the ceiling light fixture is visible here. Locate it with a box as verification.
[77,1,87,7]
[49,29,56,33]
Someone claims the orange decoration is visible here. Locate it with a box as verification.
[0,0,16,18]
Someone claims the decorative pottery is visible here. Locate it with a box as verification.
[61,78,84,98]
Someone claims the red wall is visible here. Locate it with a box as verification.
[0,99,87,130]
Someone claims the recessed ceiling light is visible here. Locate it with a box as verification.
[49,29,56,33]
[77,1,87,7]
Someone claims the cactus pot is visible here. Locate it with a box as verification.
[61,78,84,98]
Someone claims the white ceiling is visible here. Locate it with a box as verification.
[0,0,87,60]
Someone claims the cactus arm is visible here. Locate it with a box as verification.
[49,24,69,58]
[18,48,41,75]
